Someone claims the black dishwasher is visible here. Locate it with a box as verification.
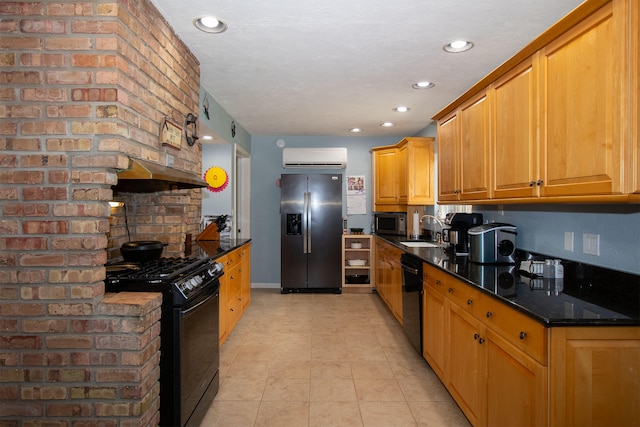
[400,253,423,355]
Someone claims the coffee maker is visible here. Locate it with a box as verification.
[442,213,483,255]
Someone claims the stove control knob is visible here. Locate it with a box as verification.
[184,281,192,290]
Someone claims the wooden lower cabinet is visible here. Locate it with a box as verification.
[424,270,547,427]
[423,268,639,427]
[373,237,403,323]
[218,243,251,345]
[448,302,486,426]
[550,327,640,427]
[485,329,548,427]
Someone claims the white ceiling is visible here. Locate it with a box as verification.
[151,0,584,137]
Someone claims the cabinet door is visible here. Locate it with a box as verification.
[397,142,408,203]
[492,56,540,199]
[539,2,626,197]
[406,138,435,204]
[227,262,242,331]
[218,256,229,345]
[459,91,491,201]
[240,245,251,310]
[550,327,640,427]
[423,283,447,379]
[631,0,639,195]
[437,113,460,201]
[486,329,548,427]
[373,147,399,206]
[447,302,485,426]
[388,255,403,323]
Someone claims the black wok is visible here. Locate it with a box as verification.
[120,240,167,262]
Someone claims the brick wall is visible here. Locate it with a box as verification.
[0,0,202,424]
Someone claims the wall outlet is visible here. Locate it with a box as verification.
[564,232,574,252]
[582,233,600,256]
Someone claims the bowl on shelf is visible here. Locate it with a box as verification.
[347,259,366,266]
[346,274,369,284]
[350,242,363,249]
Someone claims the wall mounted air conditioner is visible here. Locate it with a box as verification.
[282,147,348,169]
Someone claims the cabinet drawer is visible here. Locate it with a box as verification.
[422,265,449,296]
[445,277,482,317]
[223,250,240,267]
[478,294,548,365]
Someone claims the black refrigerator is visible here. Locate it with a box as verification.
[280,173,343,293]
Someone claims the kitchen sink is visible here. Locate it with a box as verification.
[400,241,441,248]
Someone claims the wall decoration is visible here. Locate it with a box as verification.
[203,95,210,120]
[184,113,198,146]
[346,175,366,214]
[161,117,182,149]
[204,166,229,193]
[231,120,236,138]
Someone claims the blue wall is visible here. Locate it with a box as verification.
[250,135,399,286]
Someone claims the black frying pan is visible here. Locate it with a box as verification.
[120,241,167,262]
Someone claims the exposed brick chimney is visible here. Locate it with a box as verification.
[0,0,202,424]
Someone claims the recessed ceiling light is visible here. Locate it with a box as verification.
[193,16,228,34]
[202,135,213,141]
[412,81,435,90]
[393,106,410,113]
[380,122,395,128]
[444,40,473,53]
[349,128,363,133]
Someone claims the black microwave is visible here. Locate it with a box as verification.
[374,212,407,236]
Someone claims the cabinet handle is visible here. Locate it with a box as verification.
[486,311,493,318]
[473,333,480,340]
[529,181,535,187]
[448,287,453,293]
[478,338,485,344]
[537,180,543,186]
[435,280,441,285]
[230,308,234,312]
[519,331,527,340]
[467,299,473,305]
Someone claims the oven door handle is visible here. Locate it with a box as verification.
[181,289,217,315]
[400,262,420,275]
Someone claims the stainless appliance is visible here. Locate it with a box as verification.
[468,223,517,264]
[374,212,407,236]
[400,253,423,355]
[442,213,483,255]
[281,174,343,293]
[105,257,224,427]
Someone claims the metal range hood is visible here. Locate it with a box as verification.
[114,158,208,193]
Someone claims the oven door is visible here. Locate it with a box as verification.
[180,285,220,427]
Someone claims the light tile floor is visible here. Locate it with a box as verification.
[202,288,472,427]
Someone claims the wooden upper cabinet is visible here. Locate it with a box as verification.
[491,56,539,199]
[372,146,399,207]
[437,113,460,202]
[397,142,408,203]
[438,91,491,202]
[372,137,435,210]
[631,0,639,197]
[435,0,636,203]
[405,137,435,204]
[539,1,626,197]
[459,92,491,201]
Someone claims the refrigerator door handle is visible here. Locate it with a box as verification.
[304,191,311,254]
[303,191,309,254]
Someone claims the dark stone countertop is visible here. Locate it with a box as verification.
[196,238,252,260]
[378,235,640,327]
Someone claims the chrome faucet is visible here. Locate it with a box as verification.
[420,214,444,244]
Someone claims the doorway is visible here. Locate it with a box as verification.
[234,145,251,239]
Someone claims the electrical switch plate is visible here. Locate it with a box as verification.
[582,233,600,256]
[564,232,574,252]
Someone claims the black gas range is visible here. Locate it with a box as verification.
[105,256,224,427]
